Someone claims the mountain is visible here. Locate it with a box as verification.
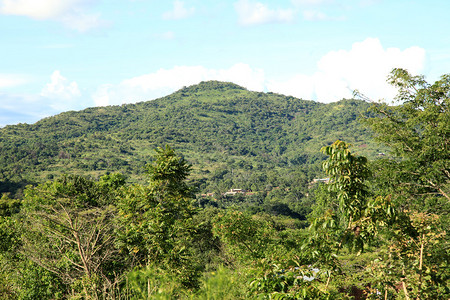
[0,81,383,197]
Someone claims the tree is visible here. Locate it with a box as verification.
[302,141,373,292]
[321,140,371,234]
[362,68,449,207]
[307,139,449,299]
[18,174,126,299]
[352,69,450,298]
[117,145,200,288]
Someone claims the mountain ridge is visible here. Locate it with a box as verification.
[0,80,381,197]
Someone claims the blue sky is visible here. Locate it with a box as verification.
[1,0,449,126]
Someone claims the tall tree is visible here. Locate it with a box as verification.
[362,68,449,207]
[117,146,200,288]
[356,69,450,298]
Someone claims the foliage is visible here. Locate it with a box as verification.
[0,81,378,199]
[320,140,373,252]
[6,174,125,299]
[117,146,201,288]
[194,266,247,300]
[0,72,448,299]
[359,69,450,299]
[302,136,448,299]
[212,210,278,261]
[362,68,449,208]
[124,264,183,300]
[248,260,333,299]
[0,193,21,217]
[368,211,449,299]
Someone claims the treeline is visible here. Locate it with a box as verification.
[0,69,448,299]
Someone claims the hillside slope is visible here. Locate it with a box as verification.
[0,81,382,196]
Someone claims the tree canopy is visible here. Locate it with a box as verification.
[362,69,449,216]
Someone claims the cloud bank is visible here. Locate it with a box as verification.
[0,38,427,127]
[268,38,426,102]
[92,63,265,106]
[92,38,426,106]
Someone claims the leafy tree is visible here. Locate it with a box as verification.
[117,146,200,288]
[359,68,450,299]
[17,174,125,299]
[297,141,374,294]
[320,140,372,250]
[290,136,448,299]
[362,68,449,207]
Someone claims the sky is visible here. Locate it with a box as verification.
[1,0,449,127]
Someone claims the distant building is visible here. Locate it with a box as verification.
[223,188,248,196]
[312,178,330,184]
[308,177,330,188]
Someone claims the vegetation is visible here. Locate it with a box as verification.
[0,69,448,299]
[0,81,380,199]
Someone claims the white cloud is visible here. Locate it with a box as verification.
[267,38,427,102]
[92,84,113,107]
[0,38,427,127]
[91,63,265,106]
[163,0,195,20]
[0,0,104,32]
[0,71,87,126]
[234,0,295,25]
[92,39,426,107]
[0,0,82,19]
[41,71,82,111]
[0,90,91,127]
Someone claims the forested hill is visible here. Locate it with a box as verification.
[0,80,381,197]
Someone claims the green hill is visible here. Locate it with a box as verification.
[0,81,383,197]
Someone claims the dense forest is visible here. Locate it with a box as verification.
[0,69,448,299]
[0,78,385,223]
[0,80,381,197]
